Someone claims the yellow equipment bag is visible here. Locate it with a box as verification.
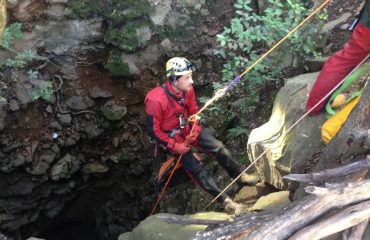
[321,96,361,144]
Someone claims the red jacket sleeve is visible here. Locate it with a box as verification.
[145,96,175,149]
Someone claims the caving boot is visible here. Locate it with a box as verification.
[238,172,259,186]
[192,169,223,198]
[223,197,247,216]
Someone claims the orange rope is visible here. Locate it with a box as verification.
[150,120,199,215]
[152,0,332,214]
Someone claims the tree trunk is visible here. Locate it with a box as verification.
[342,219,369,240]
[284,159,370,183]
[288,201,370,240]
[193,179,370,240]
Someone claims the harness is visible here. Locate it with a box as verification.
[149,84,188,157]
[161,84,187,129]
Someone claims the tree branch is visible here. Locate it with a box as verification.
[193,179,370,240]
[288,201,370,240]
[283,159,370,183]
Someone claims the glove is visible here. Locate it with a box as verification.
[172,142,190,155]
[185,125,202,144]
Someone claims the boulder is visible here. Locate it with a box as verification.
[11,0,45,22]
[50,153,80,181]
[247,72,326,190]
[149,0,171,26]
[66,96,94,111]
[82,162,109,174]
[14,84,33,106]
[320,12,352,34]
[251,191,290,211]
[119,212,231,240]
[100,100,127,121]
[38,19,104,55]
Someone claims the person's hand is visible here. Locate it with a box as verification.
[186,125,202,144]
[172,142,190,154]
[186,132,197,144]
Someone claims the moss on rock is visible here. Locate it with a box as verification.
[104,62,130,77]
[105,21,151,52]
[100,102,127,121]
[67,0,103,19]
[68,0,152,22]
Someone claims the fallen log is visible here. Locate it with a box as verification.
[283,159,370,183]
[342,219,368,240]
[193,179,370,240]
[288,200,370,240]
[157,215,232,227]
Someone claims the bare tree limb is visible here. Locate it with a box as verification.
[283,159,370,183]
[288,201,370,240]
[342,219,369,240]
[193,180,370,240]
[157,215,232,227]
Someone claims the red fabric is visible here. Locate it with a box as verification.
[145,81,200,149]
[306,22,370,115]
[172,142,191,154]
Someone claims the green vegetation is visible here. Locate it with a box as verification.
[0,23,36,68]
[215,0,326,94]
[104,62,131,77]
[28,70,54,102]
[1,23,54,103]
[204,0,327,157]
[201,0,327,162]
[1,23,34,102]
[67,0,151,20]
[31,82,54,102]
[105,20,151,52]
[158,25,187,41]
[1,22,22,48]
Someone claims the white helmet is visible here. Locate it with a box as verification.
[165,57,196,78]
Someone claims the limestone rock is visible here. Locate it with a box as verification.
[66,96,94,111]
[247,72,326,190]
[251,191,290,211]
[149,0,171,26]
[28,151,56,175]
[38,19,104,55]
[57,113,72,126]
[82,162,109,174]
[8,99,20,111]
[12,0,45,22]
[50,154,80,181]
[120,212,231,240]
[89,86,112,99]
[100,100,127,121]
[14,84,33,106]
[43,3,67,20]
[320,12,352,34]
